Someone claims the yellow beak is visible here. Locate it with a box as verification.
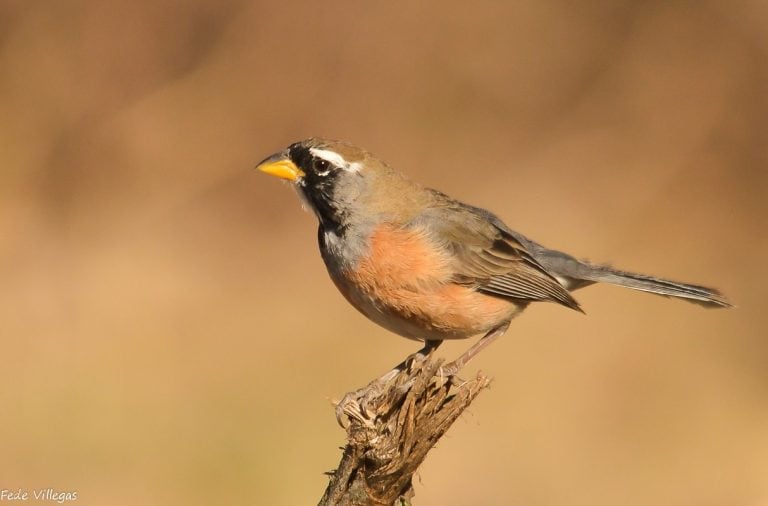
[256,153,305,182]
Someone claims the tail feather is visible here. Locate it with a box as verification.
[583,265,732,308]
[510,235,732,309]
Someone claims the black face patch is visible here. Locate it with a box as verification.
[288,143,342,177]
[287,142,314,172]
[287,142,347,232]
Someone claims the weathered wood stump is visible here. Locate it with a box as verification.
[319,352,491,505]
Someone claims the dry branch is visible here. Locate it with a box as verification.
[319,353,491,506]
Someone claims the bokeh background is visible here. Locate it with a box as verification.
[1,1,766,504]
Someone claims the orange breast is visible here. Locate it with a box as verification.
[341,224,518,340]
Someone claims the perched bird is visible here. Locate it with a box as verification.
[257,138,730,368]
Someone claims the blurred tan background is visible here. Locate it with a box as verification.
[1,1,766,504]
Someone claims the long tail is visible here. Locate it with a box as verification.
[526,245,732,308]
[575,264,732,308]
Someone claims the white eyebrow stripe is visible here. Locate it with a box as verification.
[309,148,348,168]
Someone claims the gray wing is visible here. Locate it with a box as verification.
[410,196,582,312]
[471,203,730,308]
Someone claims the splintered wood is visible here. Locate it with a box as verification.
[320,353,491,506]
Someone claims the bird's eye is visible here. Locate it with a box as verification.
[312,158,330,173]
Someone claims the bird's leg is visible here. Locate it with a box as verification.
[371,339,443,384]
[335,339,443,427]
[442,322,510,376]
[401,339,442,368]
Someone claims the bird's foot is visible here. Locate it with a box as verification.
[437,361,461,378]
[334,381,387,430]
[334,347,438,429]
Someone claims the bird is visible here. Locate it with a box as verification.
[257,138,731,370]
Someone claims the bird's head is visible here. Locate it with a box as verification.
[257,138,413,232]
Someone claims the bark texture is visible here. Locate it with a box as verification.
[319,353,491,505]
